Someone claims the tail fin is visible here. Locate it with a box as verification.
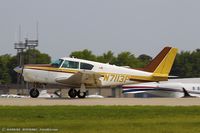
[142,47,178,77]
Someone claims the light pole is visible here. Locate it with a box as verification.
[14,41,26,94]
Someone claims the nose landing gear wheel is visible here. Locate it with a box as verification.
[68,89,77,98]
[77,90,86,98]
[29,88,40,98]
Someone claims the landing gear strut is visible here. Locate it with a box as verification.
[29,88,40,98]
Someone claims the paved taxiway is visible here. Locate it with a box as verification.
[0,98,200,106]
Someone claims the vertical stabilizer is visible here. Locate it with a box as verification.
[141,47,178,78]
[153,47,177,76]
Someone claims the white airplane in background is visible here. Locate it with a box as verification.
[14,47,177,98]
[122,78,200,98]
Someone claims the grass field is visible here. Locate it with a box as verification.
[0,106,200,133]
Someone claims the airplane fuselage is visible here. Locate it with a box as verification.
[23,57,153,88]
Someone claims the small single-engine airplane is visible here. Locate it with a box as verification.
[14,47,177,98]
[122,79,200,98]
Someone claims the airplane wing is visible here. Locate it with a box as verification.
[122,83,184,98]
[55,70,102,87]
[122,82,158,94]
[122,90,147,94]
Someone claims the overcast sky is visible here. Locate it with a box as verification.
[0,0,200,59]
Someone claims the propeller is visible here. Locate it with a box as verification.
[14,65,25,94]
[14,65,24,79]
[14,66,23,74]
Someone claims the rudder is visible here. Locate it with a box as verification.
[153,47,178,76]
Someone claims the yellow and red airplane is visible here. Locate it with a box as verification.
[14,47,177,98]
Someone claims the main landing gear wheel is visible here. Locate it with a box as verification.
[77,90,86,98]
[29,88,40,98]
[68,89,77,98]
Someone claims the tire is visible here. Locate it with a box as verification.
[29,88,40,98]
[77,90,86,98]
[68,89,77,98]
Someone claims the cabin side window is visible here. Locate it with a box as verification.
[80,62,94,70]
[51,59,64,68]
[62,60,79,69]
[193,87,195,90]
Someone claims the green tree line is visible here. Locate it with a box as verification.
[0,48,200,84]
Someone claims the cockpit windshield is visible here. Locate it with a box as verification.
[51,59,64,68]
